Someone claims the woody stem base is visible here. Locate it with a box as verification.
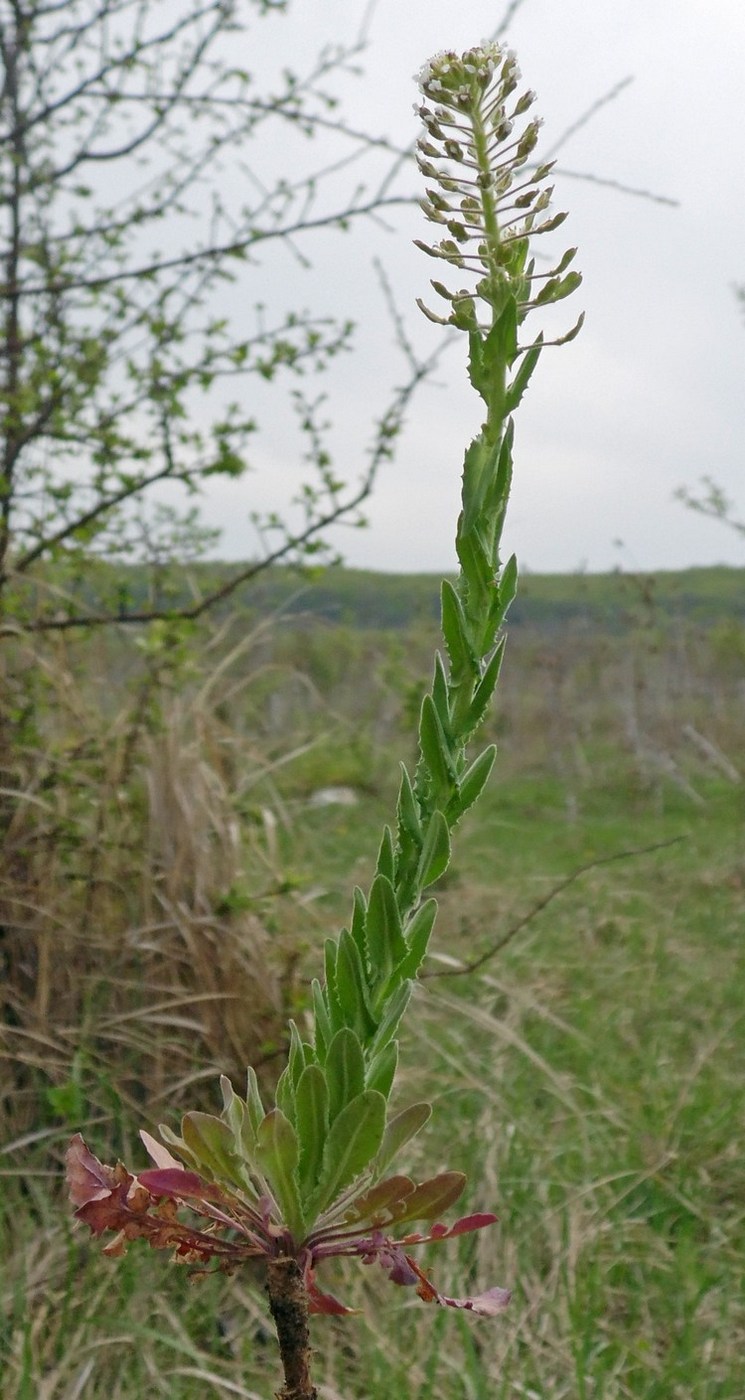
[266,1256,318,1400]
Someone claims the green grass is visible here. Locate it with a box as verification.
[2,608,744,1398]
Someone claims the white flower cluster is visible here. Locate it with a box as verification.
[414,42,519,106]
[412,43,582,343]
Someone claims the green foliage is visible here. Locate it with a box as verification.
[0,1,414,636]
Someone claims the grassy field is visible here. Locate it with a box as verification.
[2,578,744,1398]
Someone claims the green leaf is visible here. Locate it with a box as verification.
[465,640,505,733]
[376,825,395,883]
[275,1064,295,1120]
[456,528,494,604]
[181,1112,242,1187]
[295,1064,329,1195]
[419,694,456,795]
[431,652,451,729]
[484,296,518,376]
[306,1089,387,1220]
[369,980,412,1058]
[325,1027,365,1123]
[395,899,438,983]
[365,1040,398,1098]
[396,763,422,842]
[46,1079,86,1120]
[350,887,368,964]
[323,938,343,1029]
[416,809,451,888]
[482,420,513,520]
[311,978,333,1058]
[441,579,478,681]
[447,745,496,824]
[374,1101,432,1179]
[467,329,486,400]
[459,437,488,534]
[334,929,377,1038]
[220,1074,245,1139]
[498,554,518,617]
[288,1021,313,1089]
[245,1067,265,1138]
[366,873,407,980]
[255,1109,304,1238]
[505,336,542,414]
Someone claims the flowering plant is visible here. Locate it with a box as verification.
[67,41,580,1399]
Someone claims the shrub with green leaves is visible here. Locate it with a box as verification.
[67,40,581,1397]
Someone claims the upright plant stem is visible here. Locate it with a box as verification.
[265,1257,318,1400]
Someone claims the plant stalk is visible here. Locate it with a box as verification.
[265,1256,318,1400]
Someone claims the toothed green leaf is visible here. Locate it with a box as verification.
[306,1089,386,1220]
[295,1064,329,1195]
[365,1040,398,1098]
[255,1109,304,1239]
[374,1101,432,1179]
[419,693,457,794]
[447,745,496,824]
[334,929,377,1038]
[394,898,438,984]
[416,809,451,888]
[366,873,407,980]
[376,824,396,883]
[325,1027,365,1123]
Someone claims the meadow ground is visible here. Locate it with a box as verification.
[2,578,744,1399]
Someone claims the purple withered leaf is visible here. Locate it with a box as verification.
[137,1168,229,1203]
[436,1286,513,1315]
[421,1211,499,1241]
[402,1252,512,1315]
[375,1242,420,1286]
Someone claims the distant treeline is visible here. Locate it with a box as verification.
[17,561,745,632]
[227,563,745,632]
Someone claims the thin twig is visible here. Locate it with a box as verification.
[424,836,687,979]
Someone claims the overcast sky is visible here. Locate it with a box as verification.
[199,0,745,575]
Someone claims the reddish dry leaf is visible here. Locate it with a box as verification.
[65,1133,129,1207]
[304,1264,360,1316]
[136,1168,227,1202]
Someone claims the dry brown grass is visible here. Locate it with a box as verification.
[0,617,323,1169]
